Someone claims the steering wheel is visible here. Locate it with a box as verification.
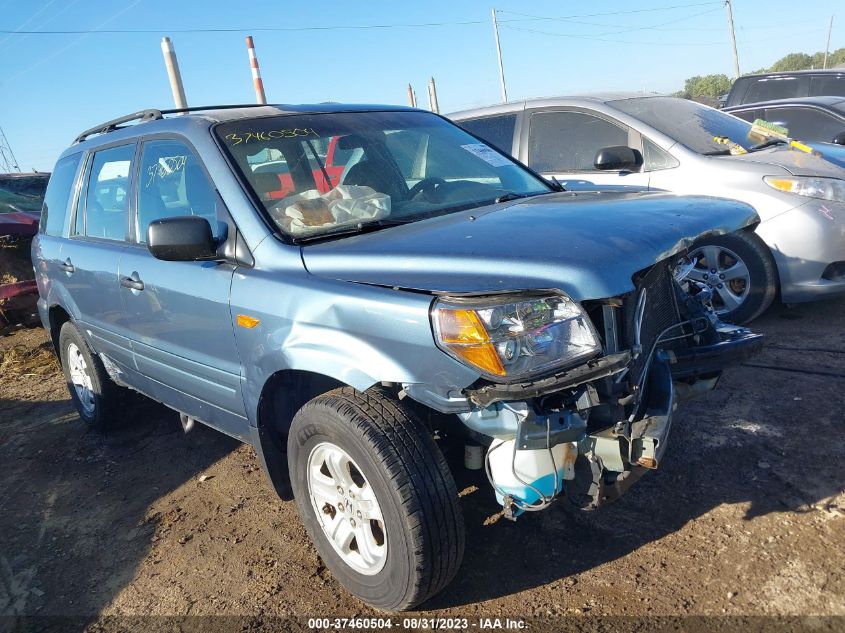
[408,177,446,201]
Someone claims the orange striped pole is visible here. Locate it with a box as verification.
[246,35,267,104]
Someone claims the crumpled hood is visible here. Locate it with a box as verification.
[723,144,845,177]
[301,192,759,301]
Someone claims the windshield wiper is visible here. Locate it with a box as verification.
[495,192,528,203]
[295,218,411,243]
[494,191,548,204]
[748,138,787,152]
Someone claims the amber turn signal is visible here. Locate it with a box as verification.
[236,314,261,328]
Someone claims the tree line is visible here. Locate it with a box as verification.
[675,47,845,99]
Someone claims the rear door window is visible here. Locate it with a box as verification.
[80,144,134,241]
[41,154,81,236]
[744,77,804,103]
[136,138,222,243]
[458,114,517,154]
[527,111,629,172]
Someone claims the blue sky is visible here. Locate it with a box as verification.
[0,0,841,171]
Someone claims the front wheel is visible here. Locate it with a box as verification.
[687,232,777,324]
[288,387,464,611]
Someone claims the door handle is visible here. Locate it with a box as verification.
[59,258,75,273]
[120,273,145,291]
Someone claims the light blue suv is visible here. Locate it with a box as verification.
[34,104,763,610]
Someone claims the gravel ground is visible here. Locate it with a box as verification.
[0,298,843,630]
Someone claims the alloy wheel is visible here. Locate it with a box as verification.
[687,244,751,315]
[66,342,96,416]
[306,441,387,575]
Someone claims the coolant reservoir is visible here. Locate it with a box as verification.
[487,439,577,510]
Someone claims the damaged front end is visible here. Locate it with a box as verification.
[447,258,763,519]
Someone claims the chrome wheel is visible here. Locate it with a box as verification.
[66,342,95,416]
[687,244,751,315]
[307,442,387,576]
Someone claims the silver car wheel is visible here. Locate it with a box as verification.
[66,342,96,416]
[687,244,751,314]
[307,441,387,576]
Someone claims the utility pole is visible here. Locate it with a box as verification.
[0,126,20,173]
[246,36,267,104]
[428,77,440,113]
[491,8,508,102]
[823,16,835,69]
[407,83,417,107]
[160,37,188,109]
[724,0,740,79]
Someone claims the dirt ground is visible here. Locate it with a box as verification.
[0,297,843,630]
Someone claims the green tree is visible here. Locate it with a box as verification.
[770,52,814,72]
[681,74,733,98]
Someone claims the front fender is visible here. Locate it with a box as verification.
[230,256,479,425]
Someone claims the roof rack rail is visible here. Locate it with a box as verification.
[74,109,163,144]
[73,104,272,144]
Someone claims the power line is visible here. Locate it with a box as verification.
[0,3,727,36]
[502,24,725,47]
[496,2,723,23]
[0,20,488,35]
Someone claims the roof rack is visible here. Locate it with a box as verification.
[73,104,272,144]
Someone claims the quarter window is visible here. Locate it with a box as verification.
[458,114,517,154]
[136,139,221,242]
[809,76,845,97]
[528,111,628,172]
[642,138,679,172]
[82,144,134,241]
[41,154,81,236]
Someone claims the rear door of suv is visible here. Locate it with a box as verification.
[59,142,137,372]
[117,136,248,439]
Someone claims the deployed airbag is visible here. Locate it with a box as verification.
[270,185,390,236]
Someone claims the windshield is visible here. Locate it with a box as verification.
[216,110,550,239]
[610,96,763,155]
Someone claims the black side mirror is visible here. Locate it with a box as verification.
[832,131,845,146]
[147,216,218,262]
[594,146,643,172]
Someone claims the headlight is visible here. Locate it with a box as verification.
[764,176,845,202]
[431,292,601,380]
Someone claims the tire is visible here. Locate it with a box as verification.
[287,387,464,611]
[58,321,122,429]
[687,231,777,324]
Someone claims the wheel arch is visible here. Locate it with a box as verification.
[48,304,72,352]
[253,368,348,500]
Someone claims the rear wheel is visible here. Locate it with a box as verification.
[288,387,464,611]
[58,321,122,429]
[687,232,777,324]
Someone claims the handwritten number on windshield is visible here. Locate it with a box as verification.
[226,128,318,145]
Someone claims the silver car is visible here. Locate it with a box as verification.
[450,94,845,323]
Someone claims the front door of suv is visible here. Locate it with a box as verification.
[523,109,650,192]
[118,137,247,439]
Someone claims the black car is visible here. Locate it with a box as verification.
[723,69,845,108]
[724,96,845,145]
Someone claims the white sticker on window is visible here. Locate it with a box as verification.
[460,143,512,167]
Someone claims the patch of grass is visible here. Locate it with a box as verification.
[0,342,59,377]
